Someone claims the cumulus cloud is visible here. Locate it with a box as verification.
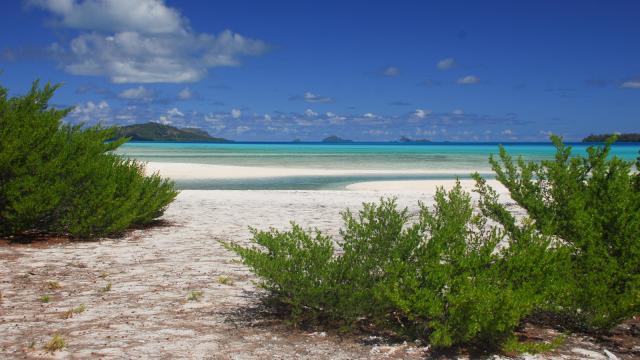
[118,86,155,101]
[452,109,464,115]
[69,100,111,123]
[63,102,532,141]
[178,87,193,100]
[304,109,318,117]
[156,107,184,124]
[620,80,640,89]
[29,0,268,83]
[412,109,432,119]
[290,92,334,103]
[382,66,399,77]
[235,126,250,134]
[28,0,184,34]
[437,58,456,70]
[457,75,480,85]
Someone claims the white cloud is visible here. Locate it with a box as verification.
[235,126,250,134]
[452,109,464,115]
[178,87,192,100]
[301,92,333,103]
[304,108,318,117]
[382,66,399,77]
[363,112,376,118]
[457,75,480,85]
[412,109,432,119]
[118,86,154,101]
[167,107,184,117]
[437,58,456,70]
[30,1,268,83]
[501,129,513,135]
[621,80,640,89]
[70,100,111,123]
[231,108,242,118]
[157,107,184,124]
[29,0,184,34]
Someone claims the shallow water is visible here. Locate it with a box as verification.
[117,142,640,190]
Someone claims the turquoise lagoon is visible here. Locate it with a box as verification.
[116,142,640,190]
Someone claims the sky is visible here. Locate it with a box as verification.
[1,0,639,142]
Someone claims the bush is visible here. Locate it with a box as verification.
[0,80,178,238]
[225,182,563,348]
[474,136,640,331]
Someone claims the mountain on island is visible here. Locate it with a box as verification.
[114,122,231,142]
[321,135,353,143]
[582,133,640,142]
[398,136,431,143]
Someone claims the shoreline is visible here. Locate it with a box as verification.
[145,161,492,181]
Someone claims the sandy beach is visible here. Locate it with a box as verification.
[0,164,636,359]
[0,190,440,359]
[145,162,492,181]
[0,168,633,359]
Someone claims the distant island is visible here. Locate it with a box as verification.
[114,122,231,142]
[582,133,640,142]
[398,136,431,143]
[321,135,353,143]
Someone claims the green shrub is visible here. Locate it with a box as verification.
[474,136,640,331]
[0,80,177,238]
[225,182,562,348]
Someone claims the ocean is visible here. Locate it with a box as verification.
[116,142,640,190]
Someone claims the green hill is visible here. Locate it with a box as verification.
[582,133,640,142]
[114,122,231,142]
[321,135,353,143]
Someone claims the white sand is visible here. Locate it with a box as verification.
[345,178,506,192]
[1,190,442,358]
[145,162,491,180]
[3,188,605,359]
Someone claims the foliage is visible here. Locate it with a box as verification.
[474,136,640,331]
[0,80,177,238]
[187,290,204,301]
[225,182,562,348]
[43,334,66,352]
[501,334,566,355]
[583,133,640,142]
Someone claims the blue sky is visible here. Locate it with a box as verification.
[1,0,639,141]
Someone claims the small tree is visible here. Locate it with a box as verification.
[0,80,177,238]
[473,136,640,331]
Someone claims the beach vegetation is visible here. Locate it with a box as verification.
[187,290,204,301]
[217,275,234,285]
[39,295,51,303]
[43,334,66,352]
[47,281,61,290]
[475,135,640,331]
[100,282,112,293]
[225,182,563,349]
[61,304,86,319]
[501,334,566,355]
[0,80,178,238]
